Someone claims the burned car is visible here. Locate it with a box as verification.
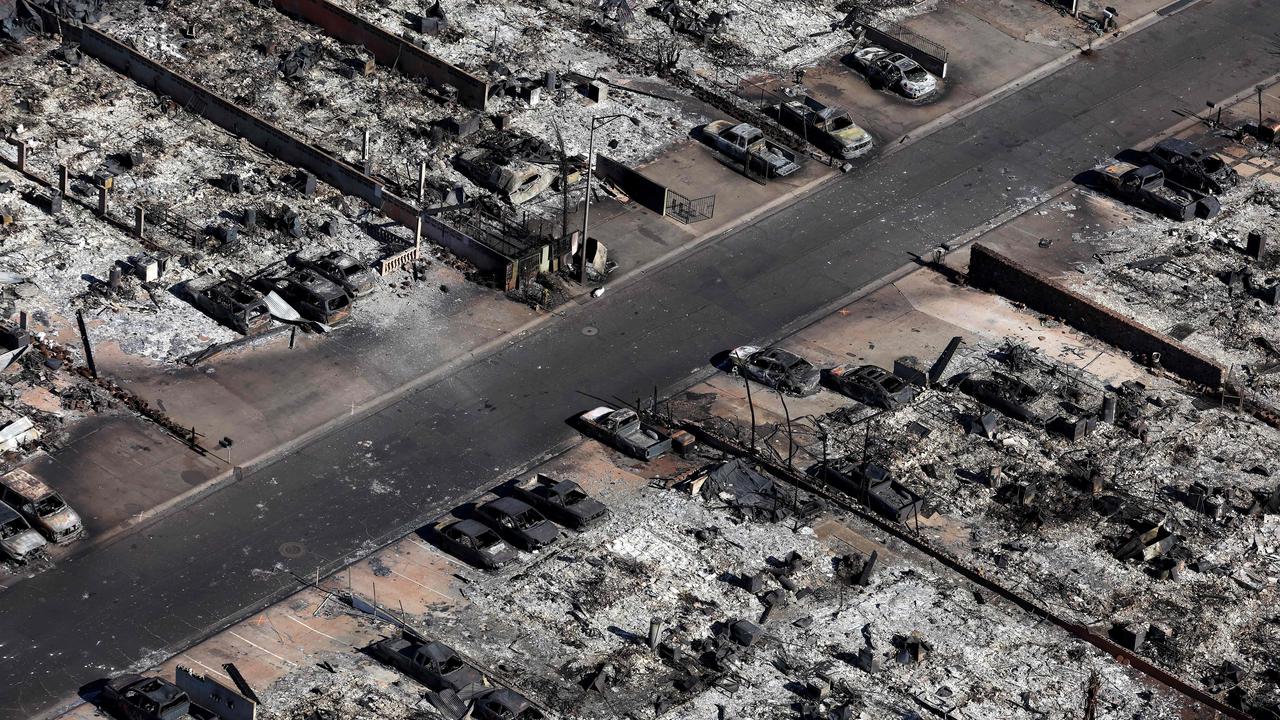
[454,133,565,205]
[254,267,352,325]
[776,97,872,160]
[474,496,559,551]
[370,635,482,692]
[1146,138,1238,195]
[511,474,609,529]
[0,468,83,543]
[429,518,517,569]
[1096,161,1220,220]
[702,121,802,178]
[828,364,917,410]
[300,250,379,298]
[578,406,673,461]
[808,459,922,523]
[474,688,545,720]
[728,345,821,396]
[99,674,191,720]
[186,276,271,335]
[0,500,47,562]
[853,45,937,99]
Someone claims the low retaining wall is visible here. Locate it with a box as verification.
[272,0,489,110]
[968,243,1226,388]
[1037,0,1079,14]
[855,20,948,79]
[595,155,668,216]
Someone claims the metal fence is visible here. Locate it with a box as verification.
[666,190,715,224]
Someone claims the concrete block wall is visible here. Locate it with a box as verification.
[967,243,1226,388]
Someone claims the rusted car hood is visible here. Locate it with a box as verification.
[2,529,47,558]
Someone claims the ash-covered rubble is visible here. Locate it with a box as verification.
[0,37,405,361]
[700,338,1280,714]
[257,649,447,720]
[1073,180,1280,405]
[392,449,1183,720]
[92,0,704,221]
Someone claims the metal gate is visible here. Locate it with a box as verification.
[665,190,715,224]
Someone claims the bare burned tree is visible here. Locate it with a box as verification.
[637,27,685,77]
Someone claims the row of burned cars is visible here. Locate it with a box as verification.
[0,467,84,565]
[1090,136,1239,221]
[183,250,379,335]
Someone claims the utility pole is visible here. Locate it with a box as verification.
[776,389,794,469]
[580,113,639,284]
[1257,84,1267,131]
[744,374,757,451]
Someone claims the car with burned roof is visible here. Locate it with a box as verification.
[578,406,673,461]
[0,468,83,543]
[253,267,352,325]
[0,500,47,563]
[99,674,192,720]
[1146,138,1238,195]
[429,518,518,569]
[853,45,938,99]
[702,120,802,177]
[808,459,923,523]
[186,276,271,335]
[775,97,872,160]
[474,496,559,551]
[370,635,482,692]
[300,250,379,298]
[474,688,545,720]
[828,364,917,410]
[512,474,609,530]
[729,345,821,396]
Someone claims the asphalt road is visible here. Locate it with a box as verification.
[6,1,1280,717]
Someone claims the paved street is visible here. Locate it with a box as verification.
[6,1,1280,716]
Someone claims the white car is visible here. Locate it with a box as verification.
[853,45,938,99]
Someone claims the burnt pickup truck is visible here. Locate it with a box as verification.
[578,406,673,461]
[1097,162,1220,221]
[369,635,483,693]
[702,121,802,178]
[774,97,872,160]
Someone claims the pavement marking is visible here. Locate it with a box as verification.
[285,614,340,642]
[179,654,233,682]
[228,631,297,667]
[388,567,454,601]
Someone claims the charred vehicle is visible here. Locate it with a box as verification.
[254,267,352,325]
[0,468,83,543]
[853,46,937,99]
[301,250,379,298]
[0,501,47,562]
[702,121,802,178]
[729,345,821,396]
[808,459,922,523]
[828,364,917,410]
[776,97,872,160]
[1097,162,1221,220]
[475,496,559,551]
[454,132,564,205]
[474,688,545,720]
[511,474,609,529]
[370,635,483,692]
[187,276,270,335]
[578,406,673,461]
[1146,138,1238,195]
[99,674,192,720]
[430,518,518,569]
